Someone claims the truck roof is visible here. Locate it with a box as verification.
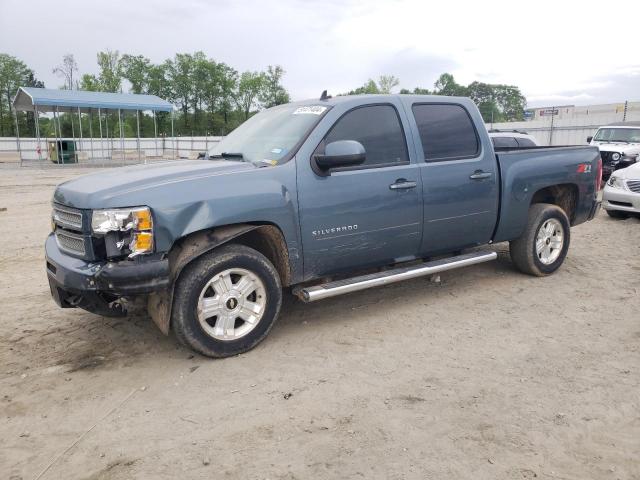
[293,93,471,107]
[603,121,640,128]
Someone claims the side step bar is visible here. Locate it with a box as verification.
[294,251,497,302]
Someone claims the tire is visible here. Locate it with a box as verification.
[509,203,570,277]
[606,209,629,219]
[172,244,282,358]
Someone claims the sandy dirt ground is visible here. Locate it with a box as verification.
[0,166,638,480]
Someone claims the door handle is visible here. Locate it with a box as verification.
[469,170,492,180]
[389,180,417,190]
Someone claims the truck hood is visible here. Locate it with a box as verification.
[592,141,640,155]
[54,160,256,208]
[611,161,640,179]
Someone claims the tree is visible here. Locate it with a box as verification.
[96,49,122,92]
[52,54,78,90]
[342,79,380,95]
[79,74,100,92]
[218,63,238,130]
[0,53,41,136]
[236,71,265,120]
[260,65,290,108]
[120,54,151,94]
[377,75,400,94]
[166,53,195,129]
[433,73,468,96]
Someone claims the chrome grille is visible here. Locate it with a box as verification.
[52,205,83,231]
[55,230,86,256]
[627,180,640,193]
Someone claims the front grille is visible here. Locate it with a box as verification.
[55,230,86,256]
[627,180,640,193]
[52,205,83,231]
[600,151,613,163]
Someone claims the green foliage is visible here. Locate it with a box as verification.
[0,53,43,136]
[377,75,400,94]
[0,50,293,137]
[237,71,266,120]
[79,74,100,91]
[260,65,290,108]
[352,72,527,122]
[96,50,123,93]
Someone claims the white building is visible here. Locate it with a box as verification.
[491,100,640,146]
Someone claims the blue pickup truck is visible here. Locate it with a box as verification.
[46,94,602,357]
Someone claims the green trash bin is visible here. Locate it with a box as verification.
[48,140,78,164]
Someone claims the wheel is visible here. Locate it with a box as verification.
[606,209,629,219]
[509,203,570,277]
[172,244,282,358]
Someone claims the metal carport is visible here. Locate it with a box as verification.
[12,87,175,165]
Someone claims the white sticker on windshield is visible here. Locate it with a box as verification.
[293,106,327,115]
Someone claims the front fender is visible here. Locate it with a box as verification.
[147,224,260,335]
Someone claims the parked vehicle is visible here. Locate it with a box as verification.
[588,122,640,179]
[602,162,640,218]
[488,129,539,148]
[46,94,602,357]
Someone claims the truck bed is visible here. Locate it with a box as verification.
[492,146,600,243]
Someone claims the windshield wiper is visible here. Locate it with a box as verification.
[209,152,245,160]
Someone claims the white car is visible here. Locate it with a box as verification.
[588,122,640,179]
[488,129,539,148]
[602,162,640,218]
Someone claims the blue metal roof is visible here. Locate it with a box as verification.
[13,87,174,113]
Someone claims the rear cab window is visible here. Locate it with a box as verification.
[412,104,479,161]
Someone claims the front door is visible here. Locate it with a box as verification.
[297,103,423,278]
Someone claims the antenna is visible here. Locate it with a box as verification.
[320,90,332,101]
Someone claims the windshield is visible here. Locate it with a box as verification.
[593,128,640,143]
[208,104,330,164]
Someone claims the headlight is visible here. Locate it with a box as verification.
[611,152,621,161]
[607,175,625,189]
[92,207,154,257]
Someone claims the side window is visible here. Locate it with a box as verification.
[412,104,479,161]
[492,136,519,148]
[516,137,536,147]
[324,105,409,167]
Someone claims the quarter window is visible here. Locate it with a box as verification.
[516,137,536,147]
[492,136,519,148]
[412,104,479,161]
[323,105,409,167]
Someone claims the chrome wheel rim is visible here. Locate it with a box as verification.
[197,268,266,341]
[535,218,564,265]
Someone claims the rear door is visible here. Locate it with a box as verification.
[406,101,499,255]
[296,102,423,277]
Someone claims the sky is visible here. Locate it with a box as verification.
[1,0,639,108]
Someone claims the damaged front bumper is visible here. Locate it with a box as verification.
[45,233,169,316]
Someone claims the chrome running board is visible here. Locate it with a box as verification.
[293,251,497,302]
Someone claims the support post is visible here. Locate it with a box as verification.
[136,110,142,164]
[153,111,158,157]
[118,108,125,165]
[98,108,105,167]
[55,106,61,165]
[89,109,94,162]
[13,108,22,166]
[77,107,83,157]
[171,110,176,159]
[70,110,75,149]
[34,106,42,161]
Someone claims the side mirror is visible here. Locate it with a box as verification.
[314,140,366,171]
[587,136,593,143]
